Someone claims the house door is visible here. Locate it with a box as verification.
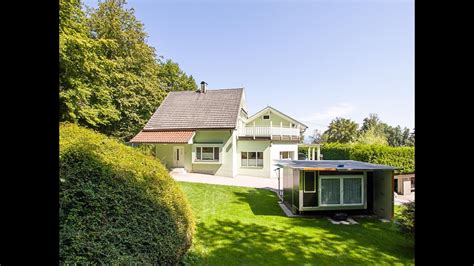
[173,146,184,167]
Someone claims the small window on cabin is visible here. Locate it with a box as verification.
[304,171,316,193]
[263,115,270,120]
[214,147,220,160]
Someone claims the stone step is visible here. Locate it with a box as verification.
[171,168,187,174]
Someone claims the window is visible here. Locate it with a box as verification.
[257,151,263,166]
[304,171,316,193]
[320,176,364,206]
[195,146,219,161]
[343,178,362,204]
[280,151,294,160]
[241,152,248,166]
[241,152,263,167]
[321,178,340,204]
[263,115,270,120]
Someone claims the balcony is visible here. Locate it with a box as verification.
[237,126,300,140]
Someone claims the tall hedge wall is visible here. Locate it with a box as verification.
[315,143,414,174]
[59,123,194,264]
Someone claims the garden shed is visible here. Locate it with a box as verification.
[275,160,398,220]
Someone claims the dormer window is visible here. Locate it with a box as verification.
[263,115,270,120]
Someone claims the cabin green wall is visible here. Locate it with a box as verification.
[373,171,394,220]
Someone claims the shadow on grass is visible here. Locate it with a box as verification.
[184,218,413,265]
[232,189,286,216]
[190,188,415,265]
[184,219,338,265]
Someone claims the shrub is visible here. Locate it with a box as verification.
[59,123,194,264]
[397,201,415,236]
[317,143,414,174]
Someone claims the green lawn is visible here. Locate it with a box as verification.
[179,182,414,265]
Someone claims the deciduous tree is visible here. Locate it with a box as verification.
[323,117,359,143]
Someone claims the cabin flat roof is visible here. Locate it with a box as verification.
[275,160,399,171]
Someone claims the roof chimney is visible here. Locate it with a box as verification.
[200,81,207,93]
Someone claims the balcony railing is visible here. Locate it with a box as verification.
[237,126,300,137]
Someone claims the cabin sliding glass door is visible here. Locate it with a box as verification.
[319,175,364,206]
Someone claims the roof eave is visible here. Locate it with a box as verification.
[142,127,236,132]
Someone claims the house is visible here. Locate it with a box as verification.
[276,160,398,219]
[130,82,308,178]
[394,173,415,196]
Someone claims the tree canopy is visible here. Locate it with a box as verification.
[314,114,414,147]
[59,0,197,141]
[323,117,359,143]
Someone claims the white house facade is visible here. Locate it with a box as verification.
[130,82,308,178]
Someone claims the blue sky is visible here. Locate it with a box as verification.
[83,0,414,137]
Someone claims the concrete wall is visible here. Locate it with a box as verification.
[373,171,394,220]
[270,142,298,178]
[191,130,235,177]
[396,176,414,195]
[237,140,272,177]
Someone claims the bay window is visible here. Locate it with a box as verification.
[195,146,220,162]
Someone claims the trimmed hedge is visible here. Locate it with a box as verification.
[315,143,414,174]
[59,123,194,264]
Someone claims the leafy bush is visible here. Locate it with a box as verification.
[59,123,194,264]
[397,201,415,236]
[133,143,157,157]
[316,143,414,174]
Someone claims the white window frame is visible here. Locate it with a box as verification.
[262,114,270,120]
[280,151,294,160]
[241,151,264,168]
[319,175,364,206]
[303,171,316,193]
[193,145,222,164]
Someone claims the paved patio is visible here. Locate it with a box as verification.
[170,169,278,190]
[395,192,415,205]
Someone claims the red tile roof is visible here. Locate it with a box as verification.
[130,131,195,144]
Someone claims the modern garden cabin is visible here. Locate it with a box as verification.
[275,160,398,220]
